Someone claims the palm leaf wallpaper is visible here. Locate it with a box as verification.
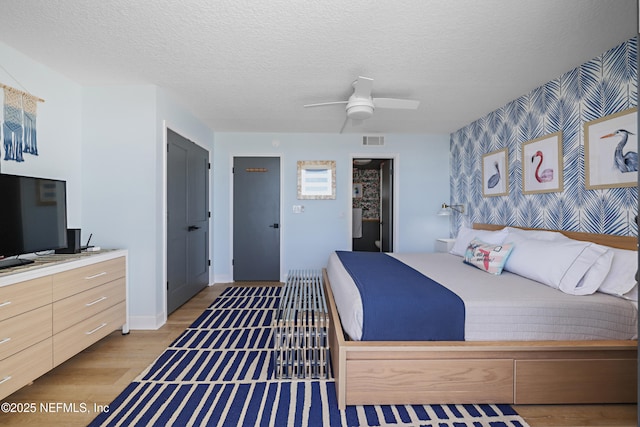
[450,37,638,237]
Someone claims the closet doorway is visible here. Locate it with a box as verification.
[352,157,394,252]
[166,129,210,314]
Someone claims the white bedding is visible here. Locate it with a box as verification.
[326,251,638,341]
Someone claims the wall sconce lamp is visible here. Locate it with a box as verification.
[437,203,465,216]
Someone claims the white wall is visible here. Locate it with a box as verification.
[81,85,160,328]
[0,43,83,227]
[213,133,451,282]
[82,86,214,329]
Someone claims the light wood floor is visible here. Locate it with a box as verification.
[0,283,636,426]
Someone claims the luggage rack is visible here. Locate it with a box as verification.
[273,269,330,379]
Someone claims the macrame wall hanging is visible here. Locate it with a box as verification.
[1,83,44,162]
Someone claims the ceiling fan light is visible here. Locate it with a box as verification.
[347,104,374,120]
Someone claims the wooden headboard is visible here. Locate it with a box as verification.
[473,223,638,251]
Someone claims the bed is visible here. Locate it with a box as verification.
[323,223,638,409]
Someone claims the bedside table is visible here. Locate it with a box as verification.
[435,238,456,253]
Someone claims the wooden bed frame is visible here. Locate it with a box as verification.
[323,223,638,409]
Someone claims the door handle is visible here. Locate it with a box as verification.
[269,223,279,229]
[188,225,200,231]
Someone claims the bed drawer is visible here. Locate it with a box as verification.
[0,276,52,322]
[53,278,125,334]
[0,338,52,400]
[346,358,514,404]
[52,257,125,301]
[0,305,52,361]
[53,301,125,367]
[515,359,637,404]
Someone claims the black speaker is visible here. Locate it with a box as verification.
[56,229,81,254]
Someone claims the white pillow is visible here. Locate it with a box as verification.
[504,234,613,295]
[573,248,614,295]
[622,283,638,301]
[505,227,567,241]
[449,225,508,257]
[597,247,637,297]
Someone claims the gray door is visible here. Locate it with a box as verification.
[380,160,393,252]
[233,157,280,281]
[167,129,210,314]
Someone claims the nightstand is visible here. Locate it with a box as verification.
[435,238,456,253]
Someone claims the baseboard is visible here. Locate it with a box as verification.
[128,314,166,330]
[213,274,232,284]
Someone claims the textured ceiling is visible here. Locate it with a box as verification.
[0,0,636,134]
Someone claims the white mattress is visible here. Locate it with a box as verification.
[326,252,638,341]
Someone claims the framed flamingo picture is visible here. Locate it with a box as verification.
[584,107,637,189]
[522,131,563,194]
[482,148,508,197]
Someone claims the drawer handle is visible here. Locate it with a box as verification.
[86,323,108,335]
[85,272,108,280]
[0,338,11,345]
[0,376,12,385]
[0,301,11,308]
[86,296,108,307]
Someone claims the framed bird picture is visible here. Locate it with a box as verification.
[584,107,638,189]
[522,131,563,194]
[482,148,509,197]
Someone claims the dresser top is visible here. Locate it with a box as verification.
[0,249,127,287]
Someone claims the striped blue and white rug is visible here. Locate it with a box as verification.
[89,286,529,427]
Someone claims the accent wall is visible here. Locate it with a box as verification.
[450,37,638,237]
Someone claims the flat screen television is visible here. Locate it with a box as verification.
[0,173,68,269]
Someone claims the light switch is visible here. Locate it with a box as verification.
[293,205,304,214]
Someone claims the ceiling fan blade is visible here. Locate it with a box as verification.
[353,76,373,98]
[339,116,349,134]
[339,117,364,133]
[304,101,348,108]
[373,98,420,109]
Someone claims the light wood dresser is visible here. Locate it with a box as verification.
[0,250,128,400]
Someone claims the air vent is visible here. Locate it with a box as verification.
[362,135,384,146]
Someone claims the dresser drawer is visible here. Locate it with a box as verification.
[0,305,52,361]
[0,338,52,400]
[53,301,126,367]
[0,276,52,322]
[52,257,125,301]
[53,278,125,334]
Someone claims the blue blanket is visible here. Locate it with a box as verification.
[336,251,465,341]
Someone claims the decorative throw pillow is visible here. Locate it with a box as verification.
[463,238,514,275]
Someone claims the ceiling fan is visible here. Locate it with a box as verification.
[304,76,420,132]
